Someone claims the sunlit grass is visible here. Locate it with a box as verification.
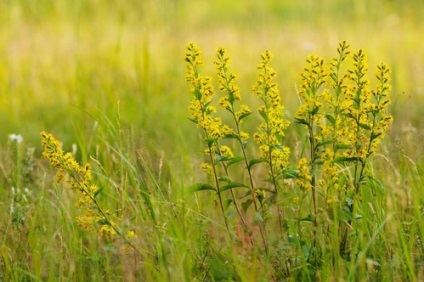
[1,0,424,280]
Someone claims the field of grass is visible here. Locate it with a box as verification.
[1,0,424,281]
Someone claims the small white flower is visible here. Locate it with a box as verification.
[9,134,23,144]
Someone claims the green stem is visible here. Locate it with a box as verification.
[208,147,233,240]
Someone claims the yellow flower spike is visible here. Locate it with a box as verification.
[219,145,234,158]
[296,158,312,191]
[41,131,124,244]
[253,50,290,183]
[98,225,117,241]
[199,162,213,176]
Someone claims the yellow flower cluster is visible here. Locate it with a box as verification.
[186,43,233,141]
[215,47,241,104]
[41,132,93,191]
[295,158,312,191]
[253,51,290,177]
[41,131,120,241]
[339,51,393,159]
[294,41,393,196]
[319,148,339,202]
[294,55,326,122]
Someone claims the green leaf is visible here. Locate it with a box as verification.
[316,140,333,148]
[241,190,252,199]
[215,155,232,163]
[224,199,233,209]
[242,199,253,213]
[217,176,231,183]
[97,218,111,225]
[259,109,268,122]
[336,144,352,150]
[220,182,249,192]
[189,183,216,193]
[187,117,198,124]
[326,114,336,126]
[334,156,359,163]
[227,156,245,167]
[300,214,314,222]
[206,138,215,147]
[310,106,320,115]
[94,186,104,198]
[359,122,371,130]
[314,159,324,165]
[294,118,310,127]
[223,133,240,141]
[272,144,285,151]
[248,158,265,169]
[287,235,300,244]
[283,169,299,178]
[194,89,202,100]
[238,112,252,122]
[370,132,382,141]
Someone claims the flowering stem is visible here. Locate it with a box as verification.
[69,173,144,256]
[217,144,250,238]
[208,146,232,240]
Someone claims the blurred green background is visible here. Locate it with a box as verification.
[0,0,423,156]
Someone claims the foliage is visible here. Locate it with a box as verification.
[1,1,424,281]
[185,41,394,279]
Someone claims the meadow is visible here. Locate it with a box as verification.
[1,0,424,281]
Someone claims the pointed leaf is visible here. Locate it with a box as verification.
[359,123,371,130]
[325,114,336,126]
[217,176,231,183]
[242,199,253,213]
[295,118,310,127]
[300,214,314,222]
[206,138,216,147]
[334,156,359,163]
[189,183,216,193]
[283,169,299,178]
[224,199,233,209]
[310,106,319,115]
[220,182,249,192]
[187,117,198,124]
[248,158,265,169]
[223,133,240,141]
[287,235,300,244]
[336,144,352,150]
[227,156,245,167]
[215,155,232,163]
[94,186,104,198]
[238,112,252,122]
[241,190,252,199]
[259,109,268,122]
[194,89,202,100]
[370,132,382,141]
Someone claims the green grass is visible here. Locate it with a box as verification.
[1,0,424,280]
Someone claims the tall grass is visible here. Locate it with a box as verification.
[1,0,424,280]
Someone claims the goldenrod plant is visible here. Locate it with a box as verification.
[185,41,393,278]
[40,132,138,249]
